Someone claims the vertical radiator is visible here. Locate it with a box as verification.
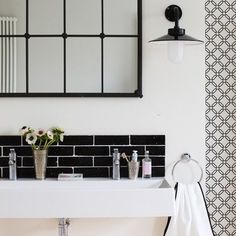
[0,17,17,93]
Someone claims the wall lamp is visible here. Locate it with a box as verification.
[149,5,204,63]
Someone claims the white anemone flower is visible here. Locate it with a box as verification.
[19,126,29,135]
[47,130,54,140]
[60,133,64,142]
[35,129,46,137]
[26,133,37,145]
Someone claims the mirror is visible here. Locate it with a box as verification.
[0,0,142,97]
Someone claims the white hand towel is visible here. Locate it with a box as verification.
[163,183,214,236]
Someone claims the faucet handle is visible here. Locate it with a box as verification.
[8,159,15,165]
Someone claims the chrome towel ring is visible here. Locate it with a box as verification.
[172,153,203,183]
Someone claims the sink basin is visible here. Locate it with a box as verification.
[0,178,175,218]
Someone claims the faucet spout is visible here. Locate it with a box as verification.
[9,149,17,180]
[112,149,120,180]
[58,218,70,236]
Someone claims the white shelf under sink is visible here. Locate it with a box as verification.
[0,178,175,218]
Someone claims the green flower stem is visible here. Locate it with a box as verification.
[45,139,55,149]
[43,140,48,149]
[38,139,42,149]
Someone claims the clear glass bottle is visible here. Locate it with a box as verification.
[142,150,152,178]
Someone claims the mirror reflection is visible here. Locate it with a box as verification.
[0,0,141,97]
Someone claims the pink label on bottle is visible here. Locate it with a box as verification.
[143,162,151,175]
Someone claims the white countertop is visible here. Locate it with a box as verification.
[0,178,175,218]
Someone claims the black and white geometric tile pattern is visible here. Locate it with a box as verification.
[206,0,236,235]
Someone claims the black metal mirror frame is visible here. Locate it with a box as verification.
[0,0,142,98]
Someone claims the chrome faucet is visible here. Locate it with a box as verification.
[58,218,70,236]
[112,149,120,180]
[9,149,17,180]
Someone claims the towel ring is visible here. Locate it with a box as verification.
[172,153,203,183]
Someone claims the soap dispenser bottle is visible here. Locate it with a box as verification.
[128,150,140,179]
[142,150,152,178]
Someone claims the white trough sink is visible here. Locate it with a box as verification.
[0,178,175,218]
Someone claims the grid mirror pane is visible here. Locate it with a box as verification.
[66,38,101,93]
[104,0,137,35]
[104,38,137,93]
[29,38,64,93]
[66,0,101,34]
[0,0,142,97]
[29,0,64,34]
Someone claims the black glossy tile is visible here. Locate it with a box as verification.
[22,157,33,166]
[146,146,165,155]
[17,157,22,166]
[110,146,145,155]
[95,136,129,145]
[0,136,21,146]
[46,168,73,178]
[75,146,109,156]
[47,157,58,167]
[2,168,9,178]
[0,157,9,167]
[23,157,57,167]
[131,135,165,145]
[17,168,35,178]
[94,156,112,166]
[62,136,93,145]
[74,167,109,178]
[151,157,165,166]
[48,146,73,156]
[152,167,165,177]
[3,146,32,156]
[120,167,129,178]
[59,157,92,166]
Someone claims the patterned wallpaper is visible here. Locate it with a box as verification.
[205,0,236,235]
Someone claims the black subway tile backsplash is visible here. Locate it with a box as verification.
[75,146,109,156]
[59,157,93,166]
[3,146,32,156]
[46,168,73,178]
[95,135,129,145]
[146,146,165,155]
[152,167,165,177]
[0,135,165,178]
[62,135,93,145]
[48,146,73,156]
[17,168,35,178]
[0,157,10,167]
[149,157,165,166]
[2,168,9,178]
[74,167,109,178]
[23,157,58,167]
[0,136,21,146]
[94,156,112,166]
[131,135,165,145]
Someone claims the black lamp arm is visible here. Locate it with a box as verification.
[173,6,180,27]
[165,5,185,37]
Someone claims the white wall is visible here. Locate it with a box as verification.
[0,0,205,235]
